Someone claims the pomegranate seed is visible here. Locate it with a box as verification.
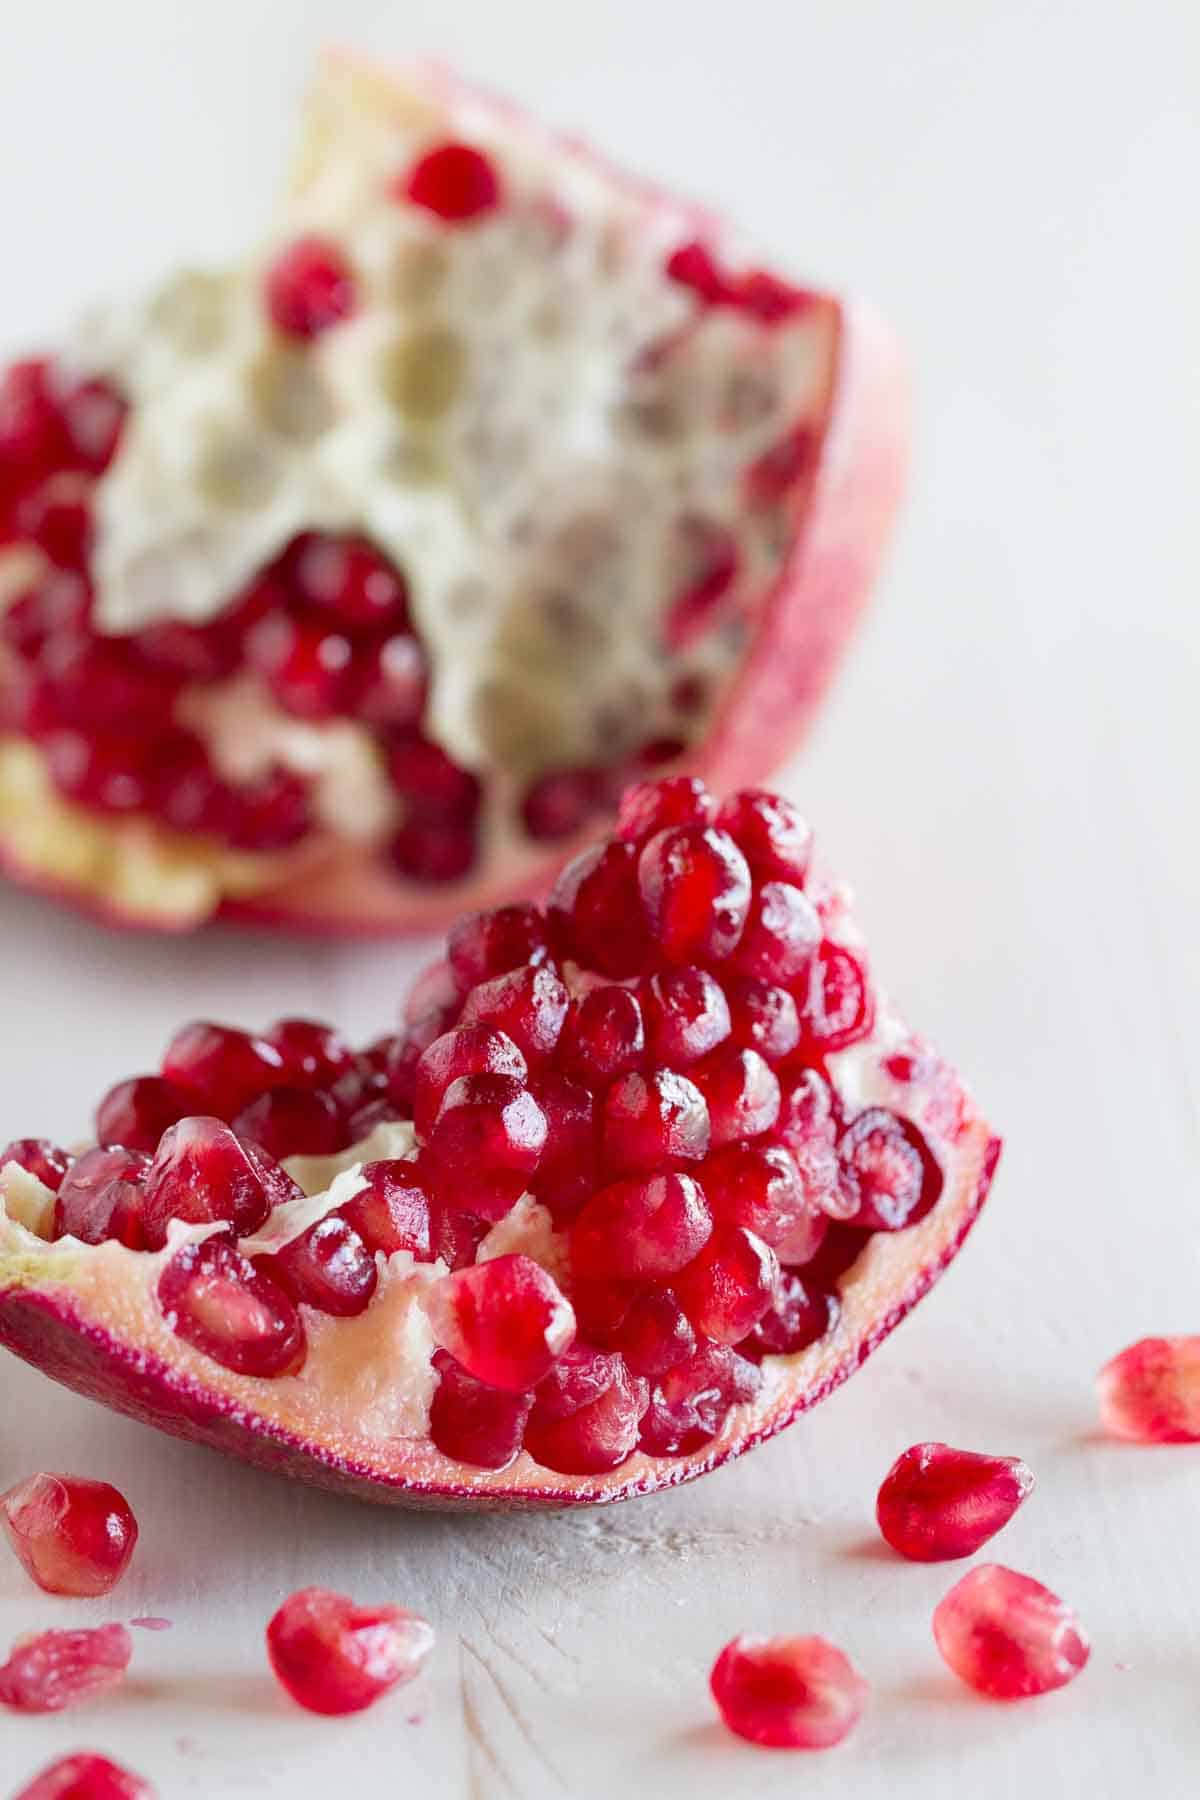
[354,632,427,726]
[664,518,740,650]
[401,141,502,222]
[387,730,481,818]
[710,1633,867,1750]
[739,1271,837,1358]
[548,840,652,978]
[675,1223,780,1343]
[414,1025,528,1140]
[665,240,731,305]
[222,766,313,850]
[17,483,92,568]
[266,1017,355,1089]
[571,1171,711,1281]
[0,574,90,660]
[876,1443,1036,1562]
[1,1474,138,1597]
[34,635,178,730]
[524,1356,647,1474]
[12,1753,154,1800]
[405,960,461,1026]
[559,986,646,1085]
[429,1350,532,1468]
[699,1143,814,1249]
[266,1587,433,1715]
[730,882,820,984]
[161,1021,286,1118]
[932,1565,1090,1699]
[43,730,153,815]
[774,1069,847,1218]
[529,1075,597,1215]
[287,533,409,631]
[447,904,547,991]
[745,424,817,507]
[692,1048,781,1145]
[1097,1336,1200,1442]
[724,978,801,1062]
[0,360,67,477]
[520,767,603,842]
[638,1343,762,1455]
[158,1236,306,1377]
[732,270,814,325]
[59,376,127,473]
[458,961,569,1065]
[233,1086,347,1159]
[246,609,354,720]
[716,790,813,884]
[389,815,478,884]
[264,236,357,339]
[837,1109,942,1230]
[260,1215,378,1317]
[637,825,751,964]
[141,1117,292,1248]
[601,1069,710,1175]
[134,614,240,683]
[0,1137,70,1191]
[641,966,731,1066]
[53,1147,149,1250]
[427,1073,546,1218]
[337,1159,432,1259]
[799,941,874,1054]
[616,775,715,845]
[0,1623,132,1713]
[387,1005,456,1112]
[422,1253,574,1391]
[612,1288,696,1376]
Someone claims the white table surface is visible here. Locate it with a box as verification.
[1,2,1198,1794]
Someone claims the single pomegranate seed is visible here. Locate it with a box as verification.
[571,1171,712,1281]
[266,1587,433,1715]
[520,767,603,842]
[429,1350,533,1468]
[158,1236,306,1377]
[730,882,821,984]
[354,632,427,726]
[161,1021,286,1118]
[1,1474,138,1597]
[266,1017,355,1089]
[529,1075,597,1215]
[337,1159,432,1259]
[260,1215,378,1317]
[611,1288,696,1376]
[17,483,92,568]
[739,1270,837,1358]
[430,1201,489,1270]
[524,1355,647,1475]
[222,766,313,850]
[387,1006,456,1112]
[725,978,801,1062]
[675,1223,780,1344]
[0,1137,70,1191]
[663,518,740,650]
[732,269,814,325]
[641,965,731,1066]
[12,1753,154,1800]
[141,1117,292,1248]
[387,729,482,817]
[0,1623,132,1713]
[427,1073,547,1218]
[638,1343,762,1455]
[53,1147,149,1250]
[837,1109,942,1230]
[665,240,731,305]
[447,904,547,991]
[234,1086,347,1159]
[43,729,153,815]
[140,728,228,835]
[402,141,502,222]
[413,1025,528,1139]
[559,986,646,1086]
[932,1565,1090,1699]
[699,1142,814,1249]
[422,1253,574,1391]
[637,825,751,964]
[287,532,409,630]
[264,235,357,339]
[616,775,714,845]
[601,1069,710,1175]
[876,1443,1036,1562]
[548,840,652,978]
[134,614,240,683]
[457,961,569,1065]
[710,1634,867,1750]
[59,375,127,473]
[745,423,817,507]
[774,1069,848,1218]
[799,941,874,1054]
[94,1077,191,1154]
[1097,1337,1200,1442]
[389,815,478,884]
[246,609,354,720]
[0,359,67,477]
[692,1048,781,1146]
[716,790,814,884]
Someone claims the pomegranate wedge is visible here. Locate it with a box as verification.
[0,780,998,1508]
[0,53,906,935]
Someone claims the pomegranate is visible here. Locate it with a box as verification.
[875,1442,1035,1561]
[710,1633,867,1749]
[0,778,999,1507]
[1,1472,138,1595]
[12,1755,154,1800]
[1097,1336,1200,1442]
[266,1586,434,1714]
[0,53,906,934]
[0,1623,132,1713]
[932,1565,1090,1700]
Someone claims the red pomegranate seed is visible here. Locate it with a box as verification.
[837,1108,942,1230]
[429,1350,532,1468]
[134,614,240,683]
[388,733,483,821]
[1097,1337,1200,1442]
[0,573,90,660]
[745,423,817,507]
[222,766,314,851]
[663,518,740,650]
[43,730,153,815]
[158,1236,306,1377]
[161,1021,286,1118]
[264,235,357,339]
[611,1288,696,1377]
[730,882,820,984]
[692,1048,781,1146]
[529,1075,597,1215]
[615,776,711,850]
[266,1017,355,1089]
[260,1215,378,1317]
[732,270,814,325]
[638,1343,762,1456]
[337,1159,432,1259]
[17,483,92,568]
[571,1171,712,1281]
[530,1342,623,1418]
[427,1073,546,1218]
[641,965,731,1066]
[0,1137,70,1191]
[876,1442,1036,1562]
[59,376,127,473]
[665,240,731,305]
[0,360,67,477]
[0,1623,132,1713]
[141,1117,293,1248]
[932,1565,1090,1699]
[233,1086,347,1159]
[12,1752,154,1800]
[699,1142,813,1249]
[94,1076,191,1155]
[739,1271,837,1358]
[354,632,427,726]
[34,633,179,730]
[520,767,603,842]
[246,609,354,720]
[457,961,569,1065]
[401,141,502,222]
[414,1025,528,1139]
[548,840,652,978]
[524,1355,647,1475]
[559,986,646,1086]
[405,960,462,1027]
[710,1633,867,1750]
[389,815,478,884]
[725,978,801,1062]
[287,532,409,631]
[422,1253,574,1391]
[431,1202,490,1271]
[601,1069,710,1175]
[637,825,751,965]
[1,1474,138,1597]
[447,904,547,991]
[799,941,874,1054]
[266,1586,433,1715]
[675,1223,780,1344]
[774,1069,847,1218]
[53,1147,149,1250]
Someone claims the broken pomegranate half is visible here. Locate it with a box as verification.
[0,779,998,1507]
[0,52,906,933]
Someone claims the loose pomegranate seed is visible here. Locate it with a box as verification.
[932,1565,1090,1699]
[287,532,409,630]
[616,775,714,845]
[264,236,357,339]
[637,826,751,965]
[799,941,874,1054]
[233,1086,347,1159]
[1,1474,138,1597]
[260,1215,378,1317]
[161,1021,286,1118]
[1097,1337,1200,1442]
[524,1355,647,1474]
[53,1147,149,1250]
[414,1024,528,1139]
[401,141,502,222]
[386,729,481,819]
[141,1117,293,1248]
[337,1159,432,1259]
[745,423,817,507]
[710,1633,867,1750]
[12,1753,154,1800]
[422,1253,574,1391]
[267,1017,355,1088]
[0,1623,132,1713]
[158,1236,306,1377]
[246,609,354,720]
[730,882,820,984]
[0,1137,71,1191]
[601,1069,710,1175]
[222,766,313,851]
[266,1587,433,1715]
[559,986,646,1086]
[448,904,547,991]
[837,1108,942,1230]
[699,1143,812,1248]
[529,1075,597,1215]
[725,978,801,1062]
[692,1048,781,1146]
[457,961,569,1065]
[572,1171,712,1281]
[520,767,603,842]
[774,1069,847,1218]
[641,966,731,1066]
[675,1223,780,1344]
[638,1343,762,1456]
[739,1270,837,1358]
[429,1350,532,1468]
[94,1077,191,1155]
[548,840,652,978]
[876,1443,1036,1562]
[611,1288,696,1376]
[427,1073,547,1218]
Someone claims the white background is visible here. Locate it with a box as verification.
[1,2,1198,1794]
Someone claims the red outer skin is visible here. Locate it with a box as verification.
[0,1129,997,1511]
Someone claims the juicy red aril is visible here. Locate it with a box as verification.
[1097,1337,1200,1442]
[641,965,731,1066]
[532,1343,624,1418]
[559,985,646,1086]
[601,1069,710,1175]
[699,1143,811,1249]
[571,1171,712,1281]
[520,766,603,842]
[932,1565,1090,1699]
[429,1350,532,1469]
[234,1086,347,1159]
[389,815,478,884]
[386,731,481,819]
[799,941,874,1054]
[612,1288,696,1377]
[447,903,547,991]
[430,1200,488,1270]
[354,632,427,726]
[266,1587,433,1716]
[730,882,820,984]
[33,634,178,730]
[692,1048,780,1146]
[1,1473,138,1597]
[0,1138,70,1191]
[710,1634,867,1751]
[663,517,739,650]
[837,1108,942,1230]
[246,610,354,720]
[529,1075,597,1215]
[524,1356,648,1475]
[733,269,814,324]
[637,825,751,965]
[287,532,409,630]
[161,1020,286,1118]
[387,1005,455,1112]
[725,978,801,1062]
[94,1076,191,1155]
[422,1253,574,1391]
[402,141,502,222]
[158,1236,305,1377]
[717,790,813,885]
[0,1623,132,1713]
[264,235,357,339]
[615,774,714,845]
[457,960,568,1065]
[638,1343,762,1456]
[665,240,730,305]
[134,614,240,682]
[877,1442,1036,1562]
[774,1068,847,1218]
[428,1073,546,1218]
[13,1753,154,1800]
[675,1223,779,1344]
[267,1017,355,1088]
[260,1215,378,1318]
[53,1147,149,1250]
[548,840,651,978]
[140,1117,290,1248]
[43,730,153,815]
[338,1159,432,1259]
[0,360,68,478]
[414,1025,528,1140]
[745,423,817,507]
[17,483,92,568]
[739,1271,837,1358]
[222,765,313,851]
